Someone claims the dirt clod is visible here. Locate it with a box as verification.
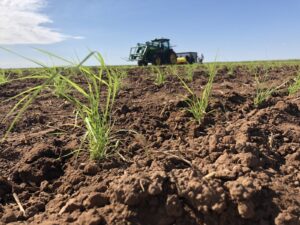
[83,192,109,209]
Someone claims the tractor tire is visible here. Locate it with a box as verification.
[169,52,177,65]
[153,55,162,66]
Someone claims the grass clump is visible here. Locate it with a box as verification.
[254,73,276,106]
[254,86,276,107]
[226,63,235,77]
[184,64,197,81]
[104,67,125,95]
[51,68,71,98]
[153,66,166,85]
[177,64,217,123]
[2,50,119,160]
[0,69,9,84]
[76,64,120,159]
[166,65,179,76]
[253,72,287,107]
[288,72,300,95]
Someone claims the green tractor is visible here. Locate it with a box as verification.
[129,38,177,66]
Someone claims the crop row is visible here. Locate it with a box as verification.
[1,54,300,160]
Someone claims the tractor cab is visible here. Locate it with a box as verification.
[150,38,171,50]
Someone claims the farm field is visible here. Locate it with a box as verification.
[0,61,300,225]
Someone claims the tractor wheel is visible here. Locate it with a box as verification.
[169,52,177,64]
[153,56,162,66]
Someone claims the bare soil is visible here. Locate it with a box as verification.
[0,65,299,225]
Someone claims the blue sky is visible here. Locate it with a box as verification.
[0,0,300,68]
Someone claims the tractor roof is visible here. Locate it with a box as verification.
[151,38,170,42]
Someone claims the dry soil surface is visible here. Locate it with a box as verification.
[0,65,299,225]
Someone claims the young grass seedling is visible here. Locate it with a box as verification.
[185,64,197,81]
[166,65,178,76]
[226,63,235,77]
[153,66,166,85]
[254,72,276,106]
[177,64,217,123]
[288,72,300,95]
[253,72,287,107]
[1,49,119,160]
[52,68,71,98]
[0,69,9,84]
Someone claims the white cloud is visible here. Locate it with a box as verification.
[0,0,81,44]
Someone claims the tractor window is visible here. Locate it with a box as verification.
[152,41,160,47]
[161,41,169,49]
